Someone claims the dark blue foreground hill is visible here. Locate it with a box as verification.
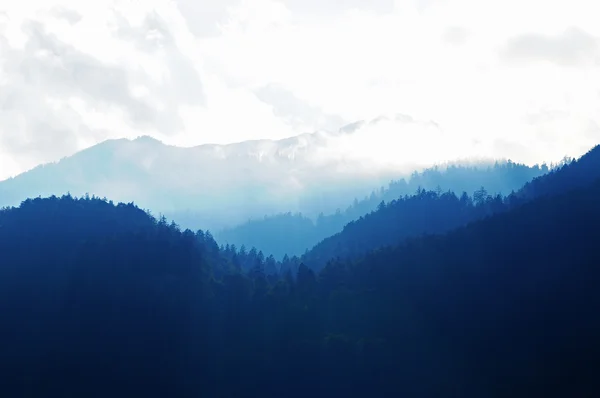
[302,144,600,270]
[1,181,600,396]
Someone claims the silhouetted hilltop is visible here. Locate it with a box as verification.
[517,144,600,199]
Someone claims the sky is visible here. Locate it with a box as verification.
[1,0,599,180]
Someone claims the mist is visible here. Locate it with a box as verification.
[0,114,562,233]
[2,0,599,182]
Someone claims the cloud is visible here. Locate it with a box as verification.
[443,26,469,45]
[501,27,600,66]
[48,6,82,25]
[282,0,394,17]
[175,0,238,37]
[0,17,190,160]
[1,0,600,181]
[316,115,460,173]
[175,0,396,38]
[0,1,211,173]
[254,84,346,132]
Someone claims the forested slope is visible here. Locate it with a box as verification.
[517,144,600,198]
[1,177,600,396]
[302,145,600,269]
[333,179,600,396]
[217,160,549,259]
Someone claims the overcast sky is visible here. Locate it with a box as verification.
[1,0,599,180]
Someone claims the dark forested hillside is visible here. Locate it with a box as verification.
[303,187,510,270]
[217,160,549,258]
[0,195,261,397]
[339,180,600,396]
[2,179,600,397]
[300,146,598,269]
[517,144,600,199]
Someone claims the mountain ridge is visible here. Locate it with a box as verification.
[215,160,550,259]
[297,145,599,269]
[2,151,600,397]
[1,119,548,231]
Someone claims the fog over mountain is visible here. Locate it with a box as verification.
[1,115,526,230]
[2,0,599,182]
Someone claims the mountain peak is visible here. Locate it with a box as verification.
[132,135,164,145]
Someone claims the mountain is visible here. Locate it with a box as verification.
[0,120,427,231]
[0,195,218,396]
[517,144,600,199]
[301,145,600,269]
[2,172,600,396]
[316,176,600,396]
[301,187,503,270]
[0,116,557,232]
[216,161,549,258]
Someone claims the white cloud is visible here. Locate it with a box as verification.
[1,0,600,180]
[501,27,600,66]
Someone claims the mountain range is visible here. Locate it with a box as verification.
[216,160,550,258]
[302,145,600,270]
[2,140,600,397]
[0,117,546,232]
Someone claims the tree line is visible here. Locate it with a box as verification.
[1,146,599,397]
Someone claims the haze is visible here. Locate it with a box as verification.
[1,0,599,181]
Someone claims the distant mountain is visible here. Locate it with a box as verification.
[216,161,550,259]
[0,119,467,231]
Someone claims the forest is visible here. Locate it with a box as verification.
[1,146,599,397]
[215,160,550,259]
